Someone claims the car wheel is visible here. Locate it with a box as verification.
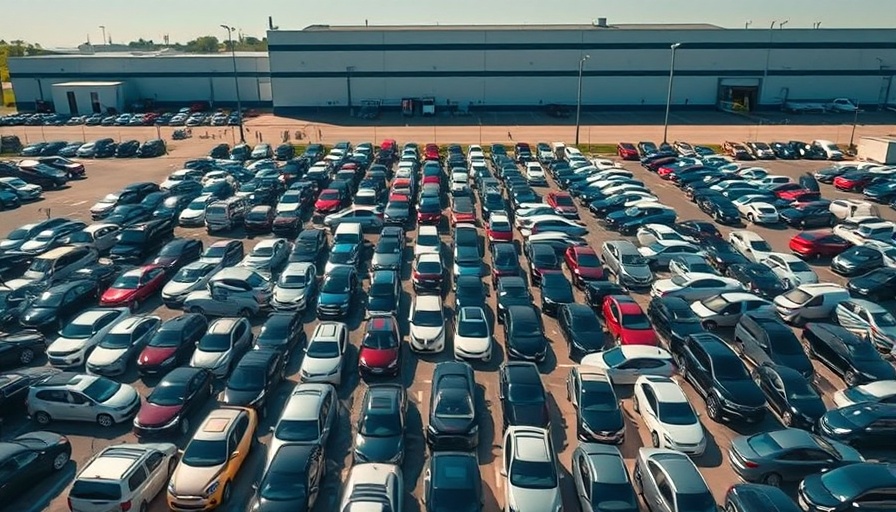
[19,348,34,365]
[651,431,660,448]
[706,395,721,422]
[845,370,859,386]
[703,320,718,330]
[139,503,147,512]
[97,414,115,427]
[782,411,793,426]
[52,450,70,470]
[632,394,640,412]
[190,306,205,315]
[179,417,190,436]
[34,411,51,425]
[763,472,783,487]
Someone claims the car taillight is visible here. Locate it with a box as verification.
[743,460,760,469]
[412,270,420,280]
[120,501,132,512]
[68,498,73,511]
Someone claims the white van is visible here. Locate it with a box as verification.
[333,222,363,247]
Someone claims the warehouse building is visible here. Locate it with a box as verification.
[8,51,270,112]
[8,23,896,116]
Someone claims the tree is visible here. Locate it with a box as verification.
[184,36,220,53]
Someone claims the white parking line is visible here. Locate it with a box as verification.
[555,363,576,368]
[69,200,87,206]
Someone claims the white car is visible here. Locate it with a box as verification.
[690,292,773,329]
[63,223,121,252]
[415,225,441,256]
[183,267,273,317]
[728,230,775,263]
[525,162,547,184]
[409,294,446,353]
[736,167,768,180]
[160,169,202,190]
[189,317,253,378]
[161,261,220,308]
[0,176,42,200]
[271,262,317,311]
[502,426,562,512]
[86,315,161,376]
[761,253,818,287]
[829,199,878,220]
[748,175,792,190]
[636,224,693,247]
[735,199,779,225]
[267,382,337,467]
[633,375,706,456]
[637,240,704,268]
[300,322,347,385]
[862,240,896,267]
[178,194,215,226]
[338,463,403,512]
[601,183,650,197]
[454,306,492,362]
[581,346,675,385]
[833,219,895,246]
[238,237,290,276]
[47,308,131,369]
[514,207,556,227]
[833,380,896,408]
[651,272,744,302]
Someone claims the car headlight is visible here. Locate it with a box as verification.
[249,390,266,406]
[663,433,674,445]
[203,480,220,497]
[168,481,176,494]
[387,359,398,368]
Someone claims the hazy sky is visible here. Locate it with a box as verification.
[3,0,896,47]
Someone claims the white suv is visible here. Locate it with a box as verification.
[502,426,562,512]
[773,283,850,325]
[68,443,178,512]
[633,375,706,456]
[415,225,441,256]
[47,308,130,369]
[299,322,348,385]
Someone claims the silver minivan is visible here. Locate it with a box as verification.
[205,196,248,233]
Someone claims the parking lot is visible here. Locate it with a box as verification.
[2,128,896,512]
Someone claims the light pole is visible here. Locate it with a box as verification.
[574,54,590,146]
[99,25,106,45]
[220,25,245,143]
[346,66,356,116]
[662,43,681,144]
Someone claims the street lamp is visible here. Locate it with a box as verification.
[662,43,681,144]
[574,54,590,146]
[220,24,245,143]
[99,25,106,45]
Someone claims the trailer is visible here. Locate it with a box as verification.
[859,136,896,165]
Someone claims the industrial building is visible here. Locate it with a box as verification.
[8,22,896,116]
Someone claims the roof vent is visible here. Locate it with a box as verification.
[593,17,608,28]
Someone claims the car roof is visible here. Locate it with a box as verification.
[642,376,688,402]
[855,380,896,397]
[282,383,331,420]
[617,345,673,359]
[194,407,243,441]
[510,427,551,462]
[80,444,158,481]
[417,253,442,264]
[795,283,846,294]
[108,315,155,334]
[207,317,243,334]
[313,321,345,340]
[235,348,278,368]
[415,294,443,310]
[714,292,765,303]
[71,308,125,326]
[504,361,541,383]
[643,449,707,493]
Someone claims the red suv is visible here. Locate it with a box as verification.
[789,230,852,259]
[359,315,402,377]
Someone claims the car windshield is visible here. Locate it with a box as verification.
[228,367,265,391]
[82,378,121,403]
[508,383,543,403]
[274,419,319,442]
[418,234,439,247]
[848,341,883,361]
[577,253,601,267]
[66,232,93,244]
[251,246,274,257]
[377,240,400,254]
[118,230,146,245]
[307,340,339,358]
[788,259,812,272]
[783,288,813,304]
[321,275,350,293]
[60,321,97,339]
[198,333,230,352]
[786,377,819,401]
[5,227,29,240]
[413,309,443,327]
[872,312,896,327]
[700,295,732,313]
[173,265,210,283]
[149,383,187,406]
[182,439,227,467]
[99,333,133,349]
[750,240,772,251]
[715,356,750,380]
[278,272,307,289]
[148,328,184,348]
[35,290,65,307]
[580,382,616,411]
[362,330,397,349]
[658,401,697,425]
[509,459,557,490]
[329,249,356,265]
[621,312,652,329]
[187,198,208,210]
[260,469,308,502]
[435,391,474,419]
[458,318,489,338]
[621,253,647,265]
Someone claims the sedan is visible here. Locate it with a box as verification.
[567,367,624,444]
[133,366,213,437]
[846,267,896,301]
[0,431,71,503]
[802,323,896,386]
[499,361,549,429]
[752,363,825,430]
[651,273,744,302]
[602,295,657,346]
[638,241,704,269]
[689,292,772,330]
[831,245,884,276]
[427,361,479,450]
[322,206,384,231]
[571,443,639,512]
[454,306,492,362]
[789,230,852,259]
[99,265,168,311]
[580,346,675,385]
[239,238,290,277]
[18,279,99,332]
[633,375,706,456]
[798,462,896,512]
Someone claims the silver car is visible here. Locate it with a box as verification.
[161,261,220,308]
[502,426,562,512]
[27,372,141,427]
[189,317,254,378]
[633,448,717,512]
[46,308,131,369]
[834,298,896,353]
[86,315,162,376]
[601,240,654,290]
[689,292,773,330]
[267,383,337,467]
[271,262,317,311]
[183,267,272,317]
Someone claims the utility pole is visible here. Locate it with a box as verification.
[220,25,245,143]
[662,43,681,144]
[574,55,590,146]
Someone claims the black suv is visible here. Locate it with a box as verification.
[674,332,767,423]
[289,229,328,263]
[109,218,174,264]
[734,312,813,379]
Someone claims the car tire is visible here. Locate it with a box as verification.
[763,472,783,487]
[19,348,34,365]
[34,411,51,425]
[706,395,721,422]
[703,320,718,330]
[97,414,115,427]
[179,417,190,436]
[845,370,859,386]
[651,431,660,448]
[52,450,70,470]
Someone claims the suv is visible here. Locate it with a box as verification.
[205,196,248,233]
[184,266,273,317]
[27,372,140,427]
[502,426,562,512]
[189,317,253,378]
[19,245,98,286]
[773,283,850,325]
[633,448,717,512]
[69,443,178,512]
[109,219,174,264]
[734,312,813,378]
[46,307,131,369]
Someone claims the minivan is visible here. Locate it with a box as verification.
[205,196,248,233]
[333,222,363,247]
[21,245,98,285]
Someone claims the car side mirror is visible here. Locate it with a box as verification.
[230,451,240,459]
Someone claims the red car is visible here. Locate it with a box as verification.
[380,139,397,152]
[773,183,821,202]
[602,295,658,346]
[545,192,579,219]
[133,366,213,437]
[833,171,874,192]
[486,214,513,242]
[450,198,476,226]
[422,173,441,186]
[100,264,168,311]
[314,188,344,214]
[646,156,677,172]
[617,142,639,160]
[789,229,852,259]
[564,246,604,286]
[424,143,440,161]
[392,178,413,197]
[358,315,402,377]
[656,164,679,179]
[417,199,442,224]
[339,162,358,173]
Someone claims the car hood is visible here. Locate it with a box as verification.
[717,379,766,407]
[222,388,262,406]
[354,433,403,462]
[432,413,476,434]
[367,295,397,314]
[170,463,226,497]
[652,279,682,294]
[799,473,841,510]
[139,346,178,366]
[180,209,205,220]
[410,324,443,340]
[663,422,705,446]
[302,355,341,375]
[772,352,814,377]
[509,333,546,356]
[372,253,401,267]
[47,336,90,355]
[102,288,136,303]
[620,264,652,281]
[88,346,128,367]
[273,286,306,303]
[20,307,58,327]
[163,280,201,297]
[581,408,624,433]
[455,333,491,353]
[507,485,561,512]
[190,350,228,369]
[620,328,658,346]
[136,402,182,427]
[854,357,896,379]
[91,201,115,213]
[359,347,398,368]
[0,239,23,251]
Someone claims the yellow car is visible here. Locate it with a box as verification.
[167,406,257,511]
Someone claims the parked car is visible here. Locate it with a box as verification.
[132,366,213,437]
[27,372,140,427]
[633,375,706,456]
[567,366,624,444]
[752,363,826,429]
[99,265,168,311]
[581,345,676,385]
[136,313,207,376]
[427,361,479,450]
[220,349,285,417]
[798,462,896,512]
[299,322,348,386]
[632,448,717,512]
[571,443,639,512]
[353,384,406,464]
[423,452,483,512]
[734,312,813,377]
[802,322,896,385]
[0,430,71,503]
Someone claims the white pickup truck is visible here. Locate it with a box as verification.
[783,98,857,113]
[826,98,859,112]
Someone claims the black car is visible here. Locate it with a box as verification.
[109,219,174,263]
[703,236,750,273]
[383,196,412,226]
[818,403,896,447]
[559,303,605,359]
[798,462,896,512]
[139,191,171,213]
[0,189,20,210]
[2,161,68,190]
[831,246,884,276]
[584,281,627,312]
[427,361,479,450]
[250,443,325,512]
[354,383,406,463]
[647,296,705,351]
[221,349,285,418]
[526,242,561,285]
[846,267,896,301]
[725,484,801,512]
[0,251,32,278]
[136,139,166,158]
[499,361,549,430]
[366,270,401,317]
[675,332,767,423]
[504,304,547,362]
[0,431,71,502]
[274,143,296,161]
[780,206,835,229]
[727,263,788,298]
[0,330,46,368]
[115,140,140,158]
[133,366,213,437]
[103,204,152,227]
[696,191,742,224]
[454,274,487,311]
[423,452,482,512]
[18,279,98,332]
[165,179,204,199]
[92,182,161,219]
[752,363,826,430]
[802,323,896,386]
[674,220,722,240]
[209,143,230,159]
[567,366,624,443]
[316,265,358,320]
[539,270,574,316]
[496,276,532,324]
[137,313,207,376]
[0,368,60,415]
[289,229,328,263]
[735,312,813,378]
[254,312,305,362]
[150,237,203,273]
[490,242,522,288]
[153,194,197,221]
